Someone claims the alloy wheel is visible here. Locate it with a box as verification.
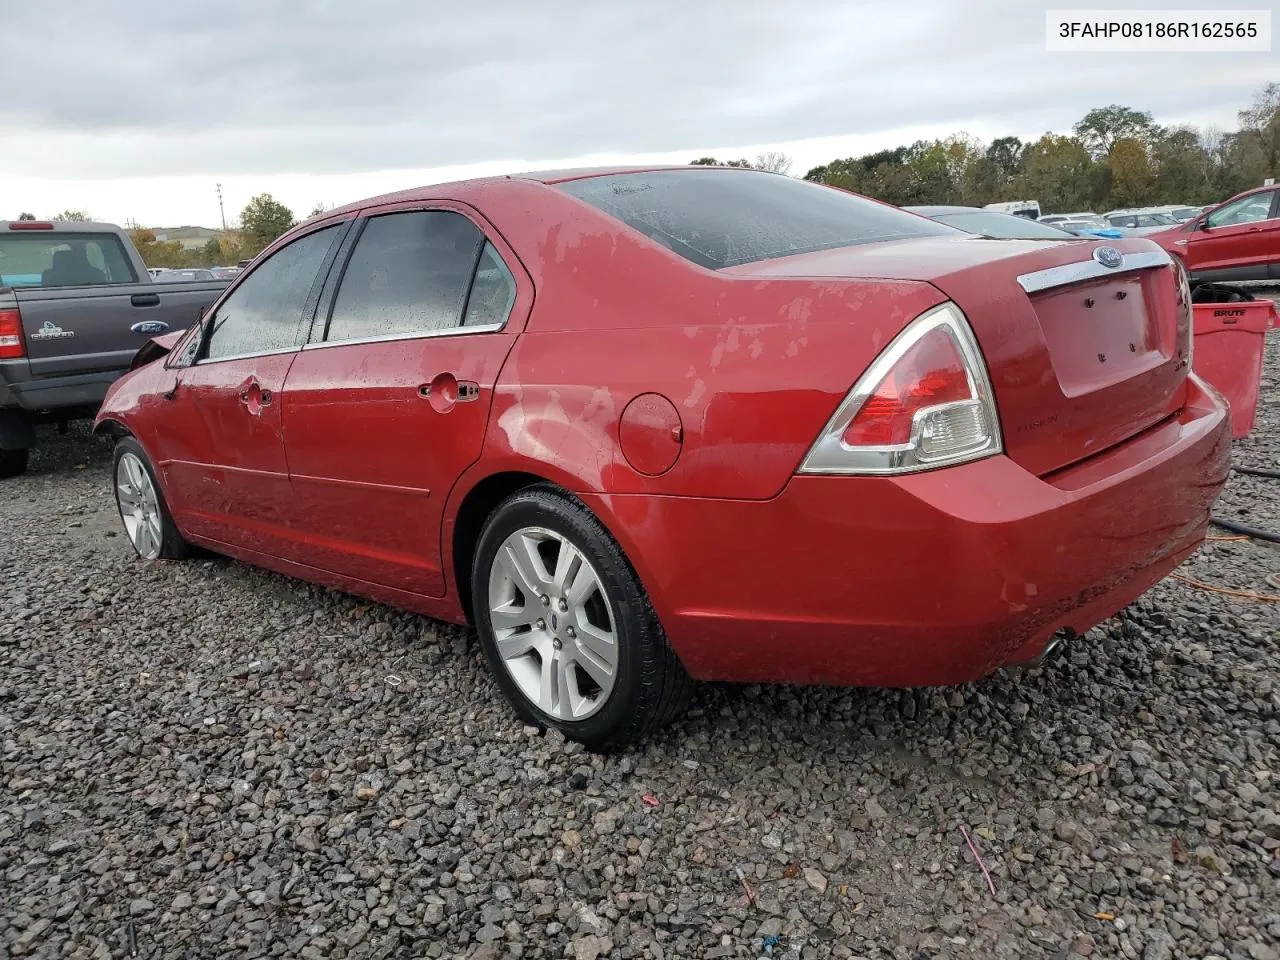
[116,451,164,560]
[487,526,619,721]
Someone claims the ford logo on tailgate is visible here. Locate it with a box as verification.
[1092,246,1123,269]
[131,320,170,335]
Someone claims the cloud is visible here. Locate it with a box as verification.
[0,0,1272,182]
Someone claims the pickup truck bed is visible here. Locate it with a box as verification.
[0,219,229,476]
[1,280,226,416]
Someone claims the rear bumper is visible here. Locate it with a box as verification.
[586,375,1230,687]
[0,360,122,415]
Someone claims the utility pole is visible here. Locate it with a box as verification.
[215,183,226,231]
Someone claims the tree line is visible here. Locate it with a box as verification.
[701,83,1280,215]
[12,195,325,270]
[127,194,317,269]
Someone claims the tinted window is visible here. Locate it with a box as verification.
[204,225,338,361]
[326,211,484,343]
[933,211,1072,239]
[558,169,952,270]
[1207,194,1274,228]
[0,233,138,287]
[463,243,517,327]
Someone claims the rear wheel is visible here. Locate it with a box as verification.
[0,448,29,479]
[112,437,188,561]
[471,485,693,750]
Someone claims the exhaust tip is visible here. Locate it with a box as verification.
[1006,628,1075,671]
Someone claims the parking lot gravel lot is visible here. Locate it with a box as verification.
[3,327,1279,960]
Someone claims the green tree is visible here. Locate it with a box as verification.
[1073,105,1158,158]
[202,237,224,261]
[688,157,751,168]
[240,194,295,252]
[1107,137,1158,207]
[54,209,91,222]
[1013,134,1097,211]
[129,229,188,269]
[1236,82,1280,183]
[1153,128,1214,203]
[985,136,1025,183]
[17,212,36,221]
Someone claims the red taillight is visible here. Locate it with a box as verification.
[7,221,54,230]
[841,329,972,446]
[799,302,1001,475]
[0,309,26,359]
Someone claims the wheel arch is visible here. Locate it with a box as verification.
[446,465,649,627]
[92,416,132,439]
[449,470,552,623]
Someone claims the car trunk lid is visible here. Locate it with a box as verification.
[723,236,1189,476]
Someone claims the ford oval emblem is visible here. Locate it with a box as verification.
[131,320,170,336]
[1093,246,1123,269]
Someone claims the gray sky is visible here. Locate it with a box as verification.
[0,0,1273,225]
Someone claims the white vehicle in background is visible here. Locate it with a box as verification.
[146,267,167,279]
[1038,211,1098,225]
[983,200,1041,220]
[1101,208,1182,235]
[1141,204,1206,223]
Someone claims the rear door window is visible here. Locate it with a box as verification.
[324,211,513,343]
[203,225,340,361]
[0,232,138,287]
[557,168,953,269]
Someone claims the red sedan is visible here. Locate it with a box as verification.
[96,167,1230,747]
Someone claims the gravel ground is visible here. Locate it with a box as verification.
[2,323,1279,960]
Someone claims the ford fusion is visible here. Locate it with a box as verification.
[96,167,1230,748]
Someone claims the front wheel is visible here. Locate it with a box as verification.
[471,485,692,750]
[112,437,188,561]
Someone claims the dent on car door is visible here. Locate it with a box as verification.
[159,223,345,549]
[281,207,526,596]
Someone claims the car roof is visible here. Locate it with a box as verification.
[317,165,731,221]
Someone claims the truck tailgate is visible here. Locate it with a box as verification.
[15,281,226,378]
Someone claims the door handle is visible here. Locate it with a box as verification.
[131,293,161,307]
[238,379,272,415]
[418,374,479,413]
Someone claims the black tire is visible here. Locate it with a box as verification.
[0,448,29,479]
[471,484,693,750]
[112,436,189,561]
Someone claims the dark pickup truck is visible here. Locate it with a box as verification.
[0,220,228,476]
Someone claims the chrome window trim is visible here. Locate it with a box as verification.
[194,346,299,366]
[301,322,505,352]
[1016,249,1172,295]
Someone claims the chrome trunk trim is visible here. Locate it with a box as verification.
[1016,249,1172,295]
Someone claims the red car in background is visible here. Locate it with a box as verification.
[95,167,1229,748]
[1149,184,1280,281]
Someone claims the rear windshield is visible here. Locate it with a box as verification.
[557,169,954,269]
[0,232,138,287]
